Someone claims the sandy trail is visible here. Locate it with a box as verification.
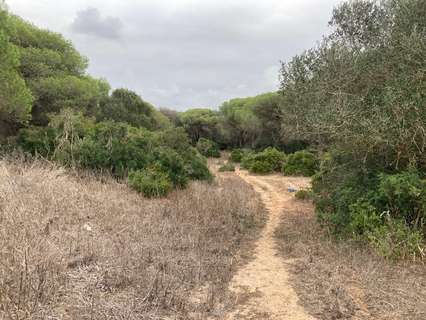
[224,168,315,320]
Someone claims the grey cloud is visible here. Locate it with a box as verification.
[10,0,342,110]
[71,7,123,39]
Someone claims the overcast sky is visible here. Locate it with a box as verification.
[7,0,342,110]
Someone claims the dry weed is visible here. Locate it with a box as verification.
[0,159,265,319]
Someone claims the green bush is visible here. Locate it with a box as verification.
[282,150,318,176]
[183,147,213,182]
[196,138,220,158]
[295,189,313,201]
[128,169,173,198]
[16,112,213,197]
[312,151,426,259]
[348,200,382,235]
[241,147,286,174]
[367,218,424,261]
[153,147,188,188]
[230,149,244,162]
[240,151,256,170]
[377,171,426,230]
[219,162,236,172]
[250,160,275,174]
[17,126,56,157]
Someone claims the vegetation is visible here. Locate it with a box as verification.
[128,168,173,198]
[196,137,220,158]
[276,192,426,319]
[1,0,424,266]
[0,10,33,131]
[275,0,426,259]
[241,147,286,174]
[219,162,236,172]
[282,151,318,177]
[229,148,245,162]
[295,189,313,201]
[0,7,208,197]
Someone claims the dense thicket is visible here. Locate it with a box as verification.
[278,0,426,259]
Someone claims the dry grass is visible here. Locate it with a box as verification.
[0,158,265,319]
[275,199,426,320]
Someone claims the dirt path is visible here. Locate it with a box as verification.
[224,168,315,320]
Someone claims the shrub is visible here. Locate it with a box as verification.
[128,169,173,198]
[196,138,220,158]
[153,147,188,188]
[16,113,213,197]
[367,218,425,261]
[348,200,382,236]
[240,151,256,170]
[250,160,275,174]
[184,147,213,182]
[17,126,56,157]
[219,162,236,172]
[377,171,426,230]
[282,150,318,176]
[230,149,244,162]
[241,147,286,174]
[312,151,426,259]
[295,189,313,201]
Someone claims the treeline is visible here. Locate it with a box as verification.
[171,0,426,260]
[163,92,300,152]
[0,9,210,197]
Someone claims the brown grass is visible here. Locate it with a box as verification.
[275,199,426,320]
[0,158,265,319]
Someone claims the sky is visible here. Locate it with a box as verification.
[7,0,342,110]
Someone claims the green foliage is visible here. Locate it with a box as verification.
[219,162,236,172]
[8,15,88,76]
[179,109,220,144]
[29,75,108,126]
[230,149,245,162]
[377,171,426,229]
[128,169,173,198]
[367,218,424,261]
[17,110,212,196]
[348,200,382,235]
[313,150,426,259]
[295,189,313,201]
[0,10,33,125]
[97,88,168,130]
[153,147,188,188]
[196,138,220,158]
[282,151,318,177]
[17,126,55,156]
[241,147,286,174]
[183,148,213,182]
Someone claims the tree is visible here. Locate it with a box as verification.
[97,88,168,130]
[29,75,109,126]
[179,108,220,144]
[0,9,33,130]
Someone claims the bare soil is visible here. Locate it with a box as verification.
[223,168,315,320]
